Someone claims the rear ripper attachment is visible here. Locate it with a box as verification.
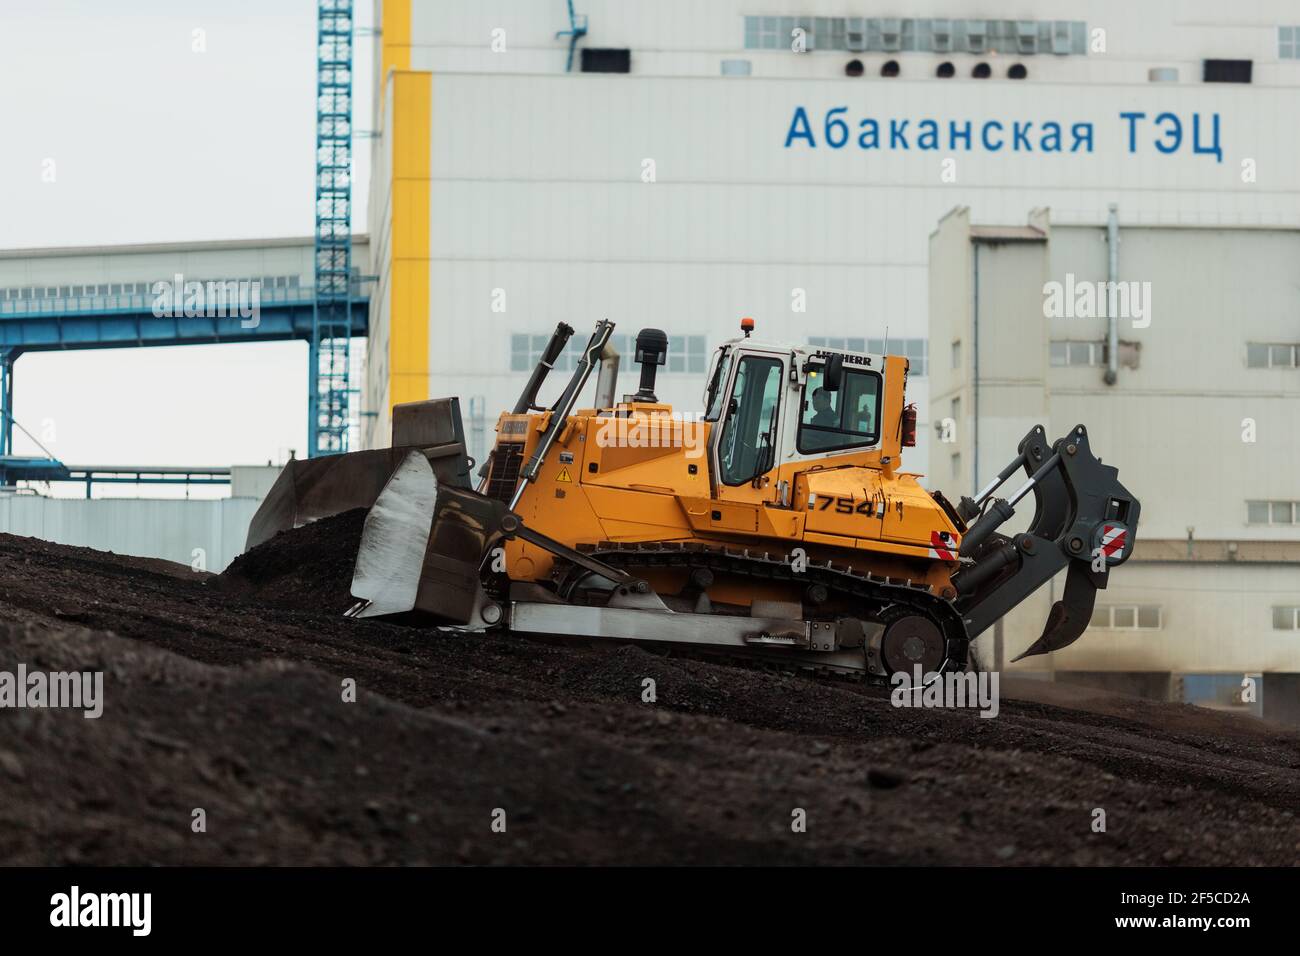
[249,318,1141,678]
[950,424,1140,661]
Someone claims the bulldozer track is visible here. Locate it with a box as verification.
[548,540,970,676]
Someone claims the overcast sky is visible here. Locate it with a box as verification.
[0,0,374,496]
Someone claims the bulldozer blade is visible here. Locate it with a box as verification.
[246,398,475,552]
[1011,561,1101,662]
[245,448,412,551]
[350,450,513,624]
[350,451,440,619]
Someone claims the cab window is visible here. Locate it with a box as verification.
[717,356,783,485]
[704,348,732,421]
[798,365,882,454]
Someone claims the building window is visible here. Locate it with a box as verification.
[1203,58,1252,83]
[581,48,631,73]
[951,339,962,369]
[1050,340,1104,367]
[808,336,927,376]
[746,16,791,50]
[1246,342,1299,368]
[1282,26,1300,59]
[1273,606,1300,630]
[1090,605,1162,630]
[1246,500,1300,525]
[809,335,866,353]
[667,335,707,374]
[513,332,704,375]
[742,16,1086,55]
[817,17,845,51]
[901,337,927,375]
[510,333,535,372]
[950,452,961,479]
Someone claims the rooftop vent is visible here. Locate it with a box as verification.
[1050,21,1072,54]
[879,17,902,51]
[932,18,952,52]
[1016,21,1037,54]
[845,17,867,51]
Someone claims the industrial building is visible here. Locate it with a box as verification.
[361,0,1300,715]
[930,208,1300,721]
[362,0,1299,469]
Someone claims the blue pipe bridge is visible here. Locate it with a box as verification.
[0,276,369,486]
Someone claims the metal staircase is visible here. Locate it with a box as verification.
[310,0,356,456]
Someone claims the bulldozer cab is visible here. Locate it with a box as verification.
[704,336,904,505]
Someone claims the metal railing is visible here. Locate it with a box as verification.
[0,278,371,317]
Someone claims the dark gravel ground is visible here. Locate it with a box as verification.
[0,517,1297,865]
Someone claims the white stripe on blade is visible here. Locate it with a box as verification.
[350,450,437,618]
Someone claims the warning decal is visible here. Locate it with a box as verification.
[929,531,956,561]
[557,467,572,483]
[1099,523,1127,557]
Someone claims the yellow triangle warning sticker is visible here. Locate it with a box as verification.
[557,467,572,483]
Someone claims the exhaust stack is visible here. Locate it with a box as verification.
[593,340,621,410]
[631,328,668,403]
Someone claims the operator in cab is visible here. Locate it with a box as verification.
[810,388,838,428]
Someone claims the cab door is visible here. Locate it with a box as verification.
[709,351,785,509]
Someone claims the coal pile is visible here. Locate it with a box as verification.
[0,524,1297,866]
[219,509,367,614]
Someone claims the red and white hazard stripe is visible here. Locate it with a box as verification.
[929,531,957,561]
[1099,523,1127,558]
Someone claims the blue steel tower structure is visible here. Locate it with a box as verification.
[310,0,355,456]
